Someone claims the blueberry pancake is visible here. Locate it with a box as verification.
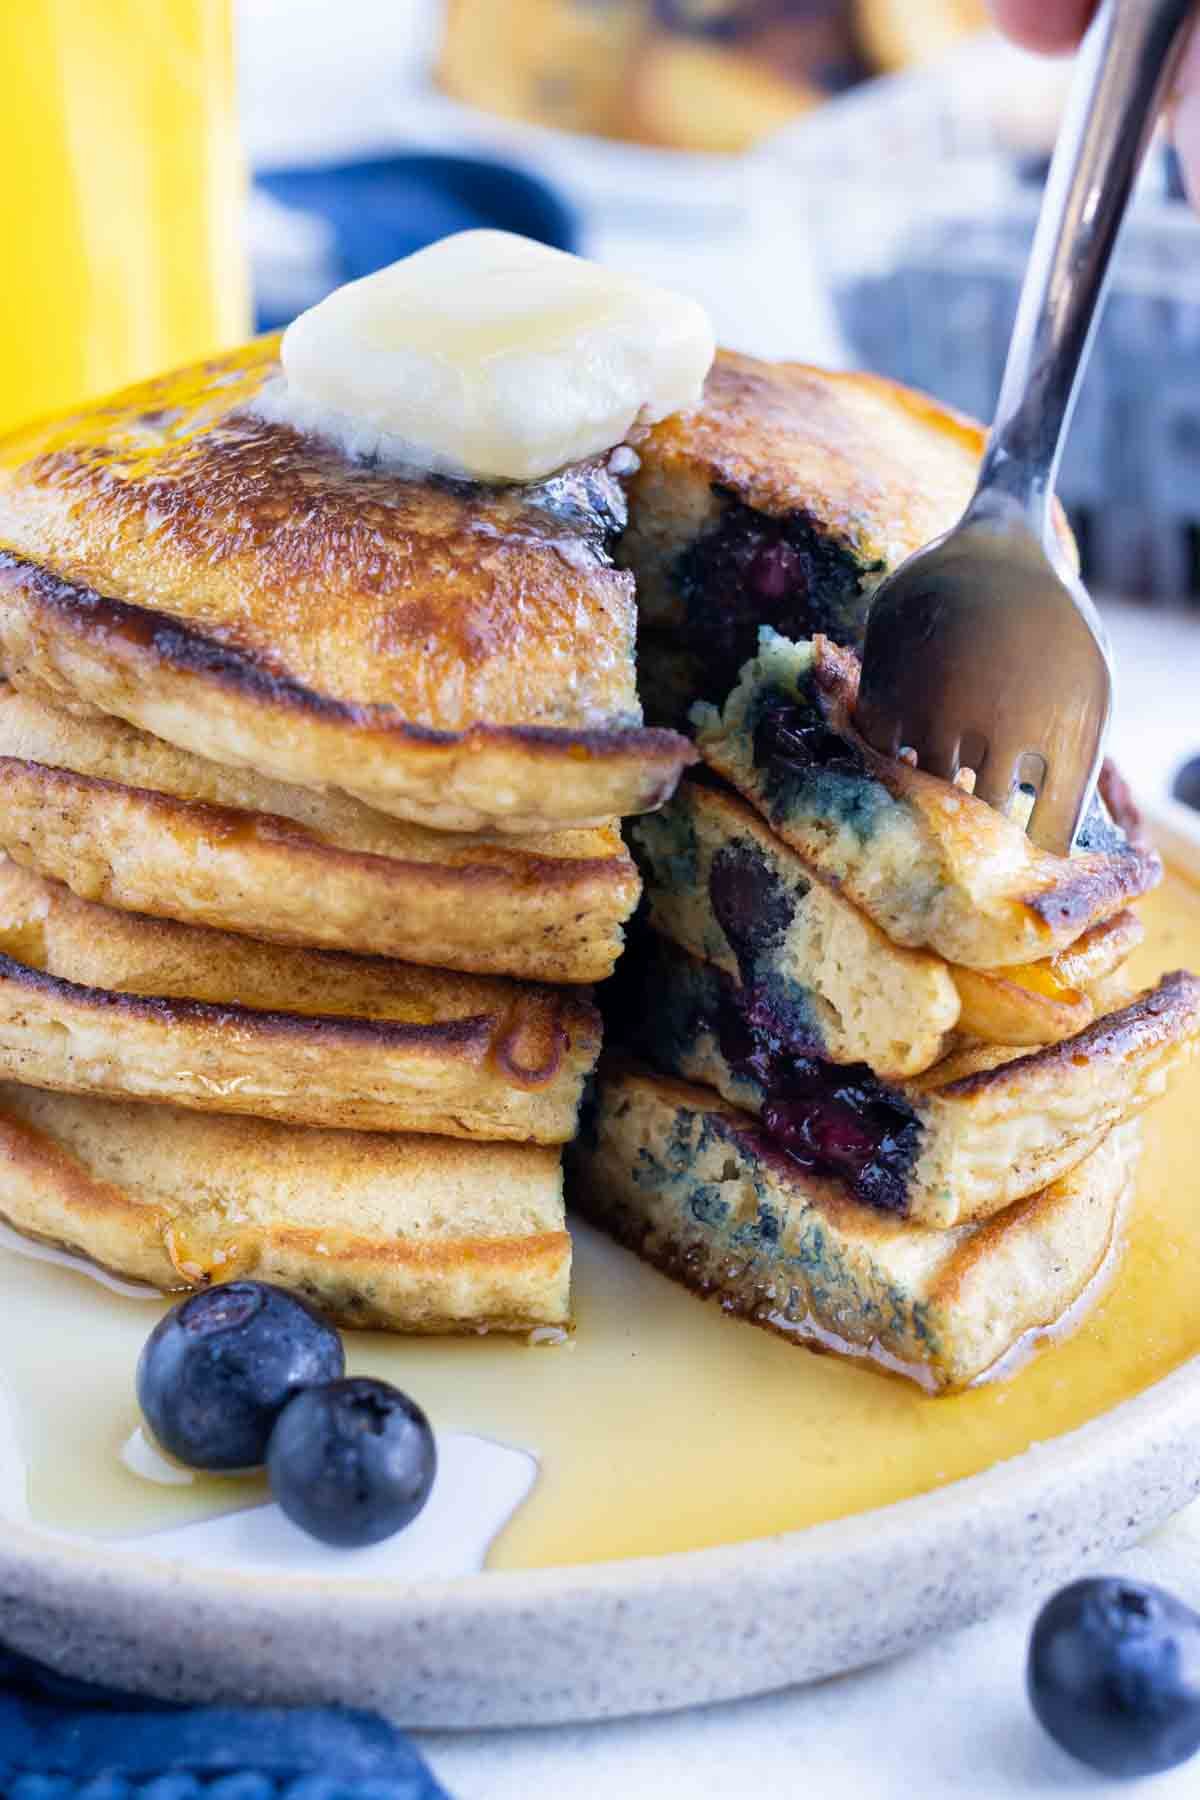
[619,350,1074,707]
[0,689,640,982]
[0,1083,570,1331]
[623,937,1198,1227]
[694,631,1160,969]
[632,777,1144,1071]
[0,338,694,833]
[567,1061,1138,1391]
[632,776,959,1077]
[0,858,600,1141]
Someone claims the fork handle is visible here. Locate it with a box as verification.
[973,0,1195,534]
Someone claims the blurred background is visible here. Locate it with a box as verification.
[4,0,1199,813]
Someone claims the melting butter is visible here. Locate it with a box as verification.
[271,229,715,483]
[0,870,1197,1569]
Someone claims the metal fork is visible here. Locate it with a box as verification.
[855,0,1195,853]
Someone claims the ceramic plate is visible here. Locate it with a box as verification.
[1,816,1198,1730]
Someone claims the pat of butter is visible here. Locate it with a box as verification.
[276,229,715,483]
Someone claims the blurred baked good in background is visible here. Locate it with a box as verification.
[628,36,821,153]
[437,0,989,154]
[855,0,990,74]
[437,0,994,153]
[437,0,646,140]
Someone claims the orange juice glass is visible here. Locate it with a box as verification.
[0,0,249,436]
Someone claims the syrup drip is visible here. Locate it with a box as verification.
[0,871,1197,1572]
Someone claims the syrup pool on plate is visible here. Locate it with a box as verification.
[1,868,1198,1571]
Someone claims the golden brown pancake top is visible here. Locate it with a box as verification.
[631,351,1075,572]
[0,337,643,733]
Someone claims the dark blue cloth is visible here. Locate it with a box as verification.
[253,152,577,331]
[0,1643,449,1799]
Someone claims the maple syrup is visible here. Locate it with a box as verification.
[0,868,1198,1572]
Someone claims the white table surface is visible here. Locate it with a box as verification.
[419,1512,1200,1800]
[231,17,1200,1786]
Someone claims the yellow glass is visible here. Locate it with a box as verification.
[0,0,249,437]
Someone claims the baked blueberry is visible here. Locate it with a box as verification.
[673,499,868,692]
[137,1282,344,1472]
[1173,755,1200,813]
[761,1064,919,1217]
[708,841,795,975]
[751,692,865,780]
[267,1377,437,1548]
[1028,1576,1200,1777]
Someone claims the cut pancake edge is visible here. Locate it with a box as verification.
[693,630,1161,970]
[631,773,1149,1069]
[618,940,1198,1229]
[568,1057,1139,1391]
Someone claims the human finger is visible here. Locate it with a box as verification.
[986,0,1097,54]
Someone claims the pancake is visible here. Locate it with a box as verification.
[622,940,1198,1227]
[567,1061,1137,1391]
[632,777,958,1077]
[632,776,1143,1062]
[0,858,600,1141]
[0,1083,570,1331]
[621,354,980,647]
[951,911,1145,1047]
[0,690,639,981]
[0,338,694,833]
[694,631,1160,969]
[619,351,1075,707]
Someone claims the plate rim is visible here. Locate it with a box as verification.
[3,1348,1199,1727]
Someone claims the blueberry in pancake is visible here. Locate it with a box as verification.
[631,775,959,1077]
[633,775,1145,1060]
[619,351,1065,710]
[620,935,1198,1228]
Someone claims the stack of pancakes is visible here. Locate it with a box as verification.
[0,332,1194,1376]
[569,355,1200,1389]
[0,339,695,1332]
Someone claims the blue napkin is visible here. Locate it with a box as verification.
[0,1642,449,1799]
[253,151,578,331]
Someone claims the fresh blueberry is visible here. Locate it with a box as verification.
[267,1377,437,1548]
[1173,754,1200,813]
[1028,1576,1200,1777]
[136,1282,344,1472]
